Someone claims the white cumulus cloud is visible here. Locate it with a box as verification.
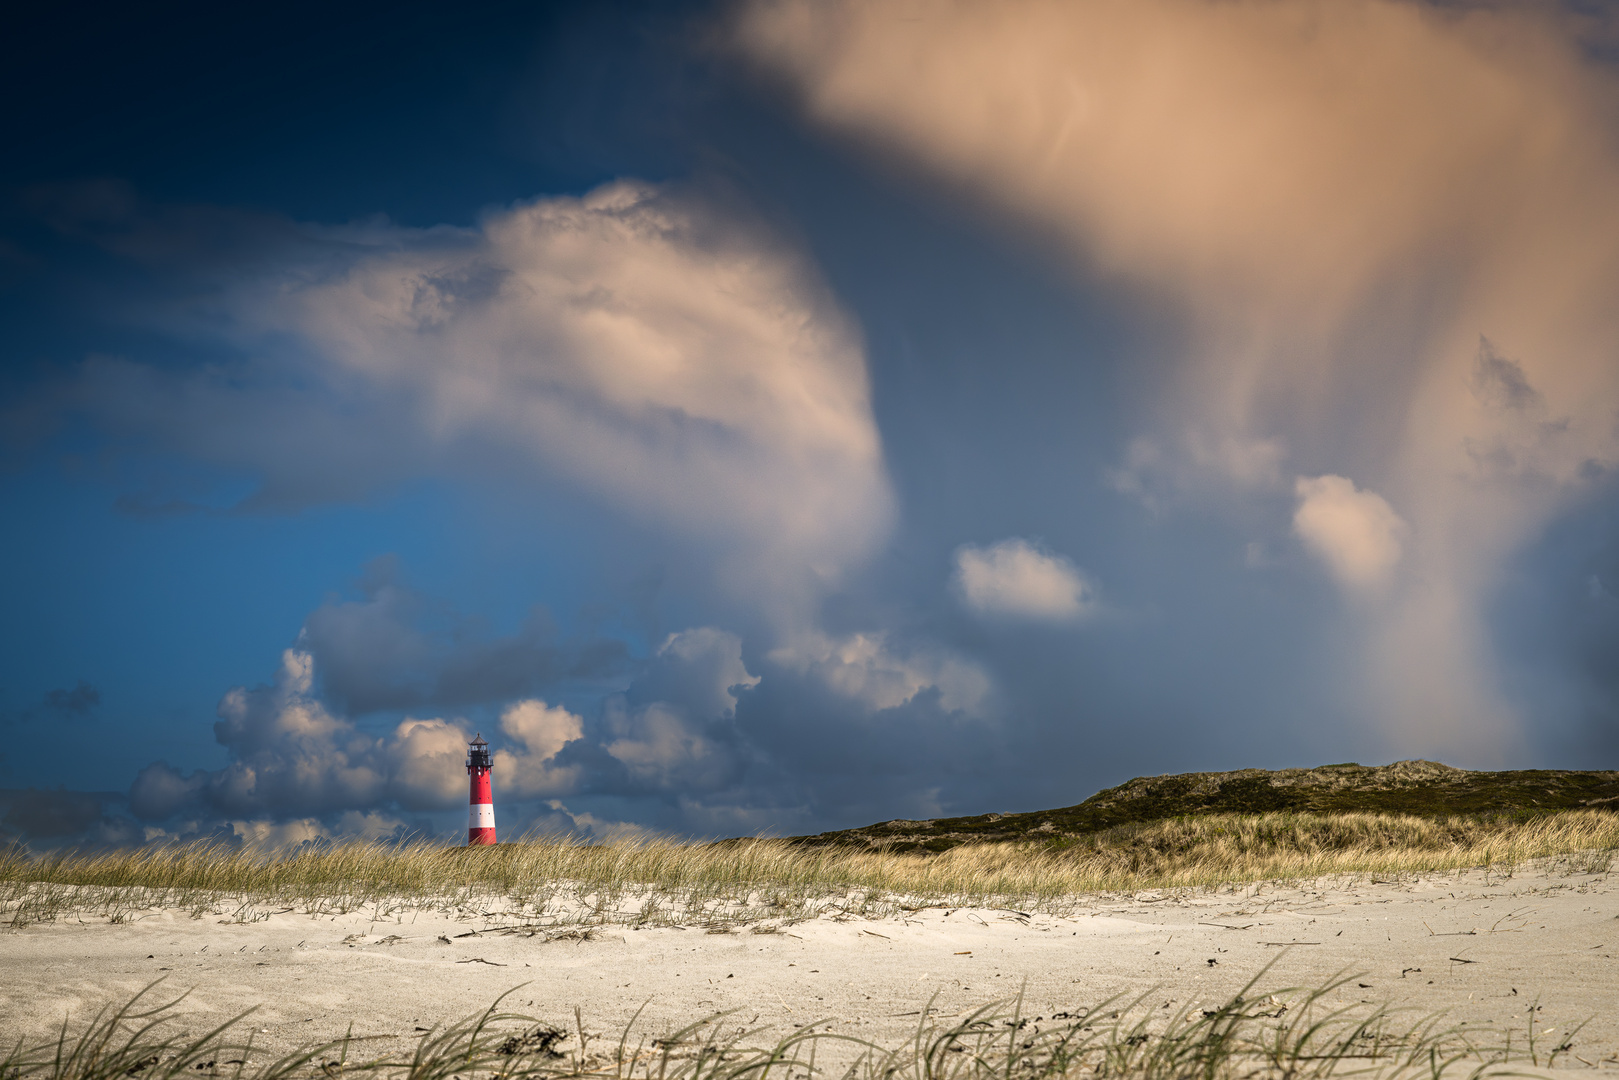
[492,699,584,799]
[953,538,1095,621]
[768,630,992,714]
[1293,475,1407,592]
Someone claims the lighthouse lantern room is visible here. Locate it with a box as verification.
[466,733,496,846]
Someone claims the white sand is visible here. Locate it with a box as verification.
[3,865,1616,1067]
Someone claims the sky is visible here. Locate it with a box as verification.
[4,0,1619,848]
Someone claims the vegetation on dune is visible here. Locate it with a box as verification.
[0,973,1589,1080]
[1,809,1614,928]
[792,760,1619,852]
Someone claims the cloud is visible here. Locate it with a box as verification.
[604,700,737,791]
[493,699,584,798]
[739,0,1619,756]
[127,648,551,822]
[1292,475,1407,592]
[2,680,103,730]
[203,811,421,851]
[29,177,1042,831]
[767,630,991,714]
[56,181,893,628]
[296,559,631,716]
[1107,434,1286,513]
[121,600,1009,837]
[43,681,101,718]
[953,538,1095,621]
[383,717,480,809]
[629,627,760,718]
[281,181,891,602]
[727,652,1013,829]
[1472,336,1544,413]
[603,628,756,792]
[0,788,117,841]
[120,629,730,831]
[587,626,995,819]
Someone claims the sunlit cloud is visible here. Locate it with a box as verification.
[739,0,1619,757]
[64,181,895,630]
[953,538,1095,621]
[1292,475,1406,592]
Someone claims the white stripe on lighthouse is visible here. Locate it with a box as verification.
[469,802,495,829]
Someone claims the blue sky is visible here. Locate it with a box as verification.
[4,0,1619,847]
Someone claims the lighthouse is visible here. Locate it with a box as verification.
[466,733,496,846]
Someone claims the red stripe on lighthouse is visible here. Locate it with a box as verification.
[467,733,496,846]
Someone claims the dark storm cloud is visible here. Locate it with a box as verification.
[734,673,1008,823]
[300,559,633,716]
[43,681,100,718]
[1492,481,1619,765]
[0,788,138,846]
[1,789,108,839]
[532,620,1023,833]
[1471,338,1545,414]
[1574,575,1619,757]
[21,179,299,265]
[11,349,437,516]
[2,681,102,729]
[2,187,445,511]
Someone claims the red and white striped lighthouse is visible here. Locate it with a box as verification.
[466,733,496,846]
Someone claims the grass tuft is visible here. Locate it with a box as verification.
[0,974,1578,1080]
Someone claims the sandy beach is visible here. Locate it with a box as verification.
[3,864,1616,1067]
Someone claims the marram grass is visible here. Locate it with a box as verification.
[2,810,1615,928]
[0,972,1588,1080]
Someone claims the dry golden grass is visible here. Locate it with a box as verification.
[2,809,1614,928]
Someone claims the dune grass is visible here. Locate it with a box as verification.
[2,810,1614,928]
[0,971,1584,1080]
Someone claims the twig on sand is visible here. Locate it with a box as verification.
[1423,920,1476,936]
